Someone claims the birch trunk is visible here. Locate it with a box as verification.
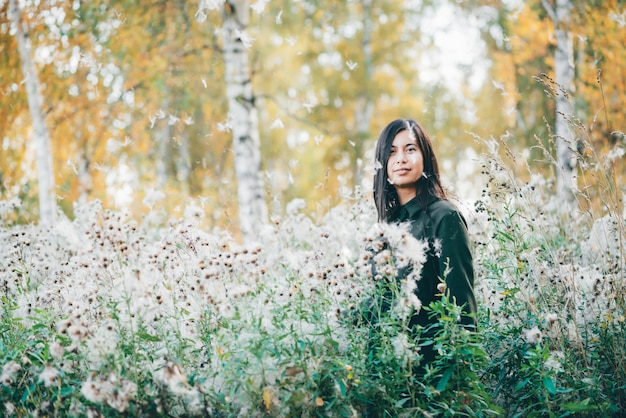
[544,0,577,206]
[353,0,374,189]
[76,142,93,204]
[222,0,267,241]
[156,98,171,189]
[175,130,191,196]
[9,0,56,226]
[72,116,93,204]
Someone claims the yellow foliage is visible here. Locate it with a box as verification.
[5,0,625,235]
[263,386,274,412]
[508,5,553,66]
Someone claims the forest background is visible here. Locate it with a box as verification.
[2,0,624,237]
[2,1,626,416]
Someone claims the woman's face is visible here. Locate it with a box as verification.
[386,129,424,195]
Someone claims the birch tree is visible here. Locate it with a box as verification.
[543,0,577,205]
[8,0,56,226]
[352,0,374,189]
[156,97,171,189]
[222,0,268,240]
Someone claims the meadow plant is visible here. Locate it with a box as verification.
[1,126,625,416]
[1,186,497,416]
[472,120,626,416]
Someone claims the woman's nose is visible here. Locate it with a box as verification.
[395,151,407,162]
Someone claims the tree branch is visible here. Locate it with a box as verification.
[541,0,557,22]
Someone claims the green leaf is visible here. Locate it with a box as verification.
[395,397,410,407]
[496,230,515,242]
[59,386,74,397]
[137,332,160,342]
[543,376,556,395]
[515,377,530,390]
[561,398,596,412]
[337,378,346,397]
[337,403,353,417]
[22,383,36,403]
[436,367,454,392]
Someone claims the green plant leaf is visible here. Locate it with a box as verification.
[337,378,346,397]
[137,332,160,342]
[60,386,73,397]
[436,367,454,392]
[496,230,515,242]
[395,397,410,407]
[515,377,530,390]
[561,398,596,412]
[337,403,353,417]
[542,376,556,395]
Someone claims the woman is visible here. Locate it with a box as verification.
[372,118,477,364]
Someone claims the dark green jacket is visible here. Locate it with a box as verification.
[389,195,477,330]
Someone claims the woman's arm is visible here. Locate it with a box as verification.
[435,211,477,327]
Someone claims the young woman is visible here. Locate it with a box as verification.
[372,118,477,364]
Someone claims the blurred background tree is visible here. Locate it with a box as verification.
[1,0,624,237]
[465,0,625,207]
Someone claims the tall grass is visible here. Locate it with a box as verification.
[1,123,625,416]
[471,110,626,416]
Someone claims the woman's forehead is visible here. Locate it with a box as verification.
[391,130,417,146]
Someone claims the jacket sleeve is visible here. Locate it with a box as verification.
[435,211,477,328]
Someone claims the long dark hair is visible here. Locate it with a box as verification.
[373,118,446,222]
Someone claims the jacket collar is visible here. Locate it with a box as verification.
[391,195,438,222]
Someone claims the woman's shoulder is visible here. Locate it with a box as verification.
[427,198,467,223]
[427,197,459,215]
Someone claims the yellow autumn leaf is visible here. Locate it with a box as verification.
[263,387,273,412]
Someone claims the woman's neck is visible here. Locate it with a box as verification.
[395,187,417,206]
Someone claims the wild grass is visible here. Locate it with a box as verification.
[0,124,625,416]
[472,116,626,416]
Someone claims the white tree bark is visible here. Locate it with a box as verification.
[156,98,171,189]
[9,0,56,226]
[175,130,191,196]
[353,0,374,189]
[76,142,93,204]
[222,0,268,241]
[543,0,577,206]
